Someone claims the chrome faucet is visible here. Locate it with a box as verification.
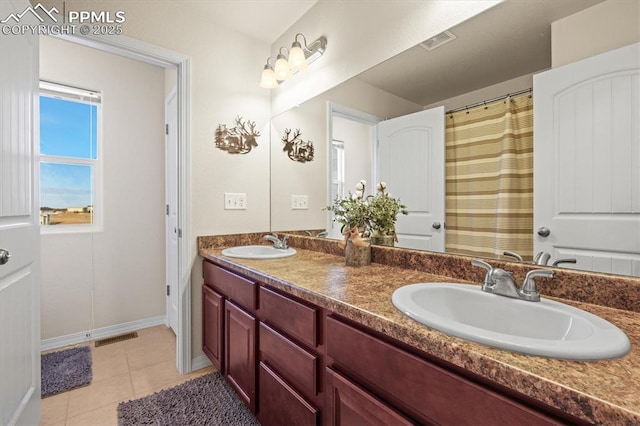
[503,251,523,262]
[533,251,551,265]
[552,258,577,267]
[263,233,289,249]
[471,259,554,302]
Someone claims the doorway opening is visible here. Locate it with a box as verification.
[50,34,192,374]
[326,102,380,239]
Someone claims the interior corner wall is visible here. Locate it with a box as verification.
[39,36,166,340]
[551,0,640,68]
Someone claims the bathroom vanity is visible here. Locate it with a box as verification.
[199,233,640,425]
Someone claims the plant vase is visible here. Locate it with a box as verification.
[370,233,395,247]
[345,238,371,266]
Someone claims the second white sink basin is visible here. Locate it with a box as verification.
[392,283,631,360]
[221,245,296,259]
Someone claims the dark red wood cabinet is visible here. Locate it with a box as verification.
[257,286,322,426]
[325,316,566,426]
[202,285,224,372]
[225,300,256,412]
[202,259,581,426]
[203,261,258,413]
[258,361,319,426]
[326,367,413,426]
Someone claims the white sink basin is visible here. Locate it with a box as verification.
[221,245,296,259]
[392,283,631,360]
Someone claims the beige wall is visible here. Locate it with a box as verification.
[552,0,640,68]
[40,36,166,339]
[423,72,537,112]
[270,78,422,233]
[36,0,272,359]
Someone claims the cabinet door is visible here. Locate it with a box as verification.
[202,285,224,372]
[225,300,257,412]
[258,362,318,426]
[326,368,414,426]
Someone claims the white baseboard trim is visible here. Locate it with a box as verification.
[41,315,167,352]
[190,355,212,372]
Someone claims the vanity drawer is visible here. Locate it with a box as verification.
[259,286,318,348]
[326,316,561,426]
[203,261,257,311]
[259,322,318,398]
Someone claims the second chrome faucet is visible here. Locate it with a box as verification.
[263,233,290,249]
[472,259,553,302]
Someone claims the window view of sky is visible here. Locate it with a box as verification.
[40,96,97,209]
[40,162,92,209]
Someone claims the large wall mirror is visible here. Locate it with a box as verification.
[270,0,640,277]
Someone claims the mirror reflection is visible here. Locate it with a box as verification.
[270,0,640,277]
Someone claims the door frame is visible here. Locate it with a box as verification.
[165,87,179,334]
[56,33,192,374]
[326,102,382,235]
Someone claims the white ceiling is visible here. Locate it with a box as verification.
[356,0,605,106]
[166,0,604,107]
[186,0,318,44]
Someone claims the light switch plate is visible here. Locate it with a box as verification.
[224,193,247,210]
[291,195,309,210]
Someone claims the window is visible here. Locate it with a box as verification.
[39,81,102,231]
[330,139,345,201]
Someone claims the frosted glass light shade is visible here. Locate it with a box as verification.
[288,44,308,71]
[260,67,278,89]
[274,55,292,81]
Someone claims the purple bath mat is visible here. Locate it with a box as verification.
[41,346,93,397]
[118,372,260,426]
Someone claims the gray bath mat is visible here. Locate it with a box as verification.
[118,372,260,426]
[41,346,93,398]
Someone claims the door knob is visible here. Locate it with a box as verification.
[0,249,11,265]
[537,227,551,237]
[432,222,442,230]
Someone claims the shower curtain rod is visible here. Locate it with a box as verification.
[446,87,532,114]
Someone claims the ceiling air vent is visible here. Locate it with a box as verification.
[420,30,457,51]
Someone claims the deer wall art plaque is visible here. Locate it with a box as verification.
[214,116,260,154]
[282,128,314,163]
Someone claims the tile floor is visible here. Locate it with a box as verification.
[39,325,215,426]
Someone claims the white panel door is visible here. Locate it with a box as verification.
[0,0,41,425]
[534,43,640,276]
[165,88,178,335]
[377,107,445,251]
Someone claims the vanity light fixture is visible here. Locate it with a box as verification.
[274,47,293,81]
[259,57,278,89]
[259,32,327,89]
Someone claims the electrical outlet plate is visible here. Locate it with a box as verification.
[224,193,247,210]
[291,195,309,210]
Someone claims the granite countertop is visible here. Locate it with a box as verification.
[199,243,640,425]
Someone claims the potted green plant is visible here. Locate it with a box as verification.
[326,180,372,266]
[326,180,372,236]
[366,182,408,247]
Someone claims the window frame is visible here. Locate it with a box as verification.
[39,81,103,234]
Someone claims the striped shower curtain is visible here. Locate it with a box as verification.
[445,94,534,260]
